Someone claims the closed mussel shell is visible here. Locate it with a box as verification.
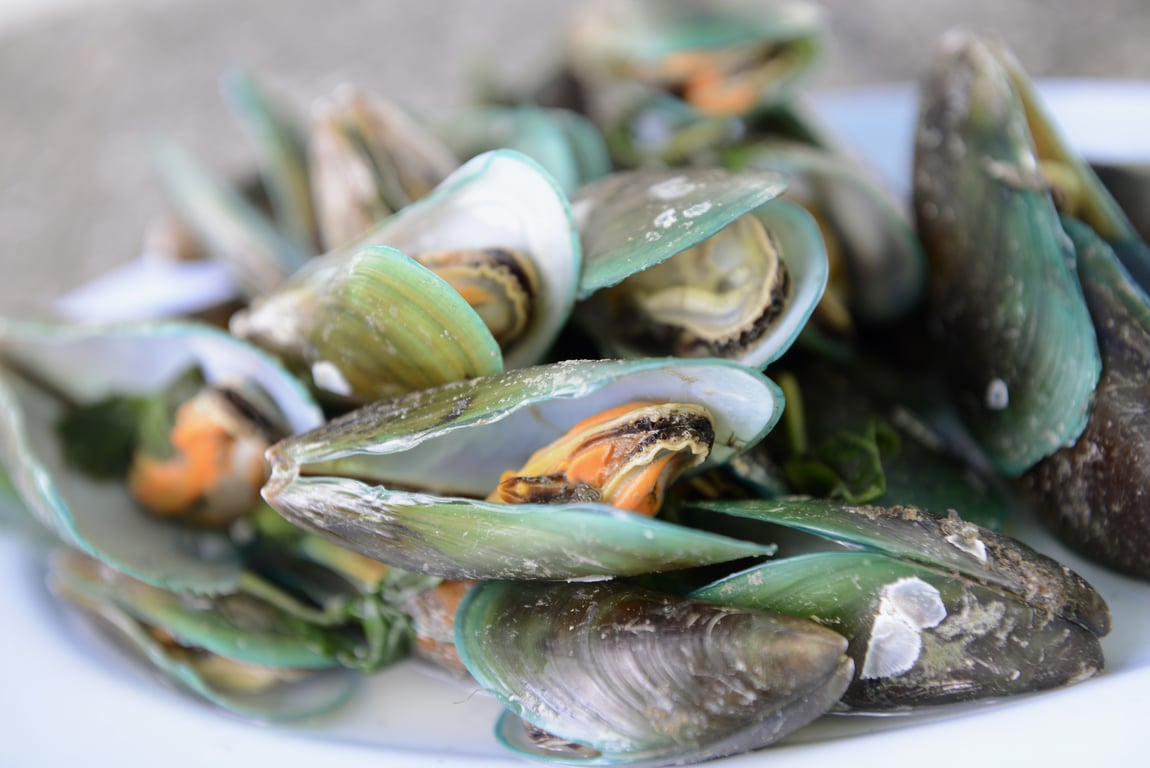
[1022,218,1150,579]
[692,548,1105,709]
[913,31,1101,477]
[455,579,852,765]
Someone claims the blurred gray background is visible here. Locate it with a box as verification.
[2,0,1148,312]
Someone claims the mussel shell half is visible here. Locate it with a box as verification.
[49,548,356,721]
[693,549,1105,709]
[456,579,852,765]
[263,358,783,580]
[913,31,1101,476]
[0,318,322,593]
[240,244,505,404]
[1022,218,1150,579]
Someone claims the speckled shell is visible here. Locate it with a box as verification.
[1022,218,1150,580]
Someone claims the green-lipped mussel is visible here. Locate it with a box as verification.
[572,168,828,369]
[0,318,322,593]
[687,498,1110,709]
[48,548,359,720]
[456,580,852,766]
[915,31,1150,578]
[565,0,824,165]
[231,149,580,402]
[913,31,1102,478]
[262,358,783,580]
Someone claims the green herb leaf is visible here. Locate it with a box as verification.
[783,417,900,503]
[53,366,206,480]
[55,395,152,479]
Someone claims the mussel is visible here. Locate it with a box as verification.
[566,0,824,164]
[688,498,1110,709]
[572,168,828,368]
[914,30,1150,578]
[455,579,853,765]
[913,31,1101,478]
[231,149,580,401]
[262,358,783,580]
[0,317,321,593]
[48,548,358,720]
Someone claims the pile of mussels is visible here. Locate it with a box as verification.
[2,0,1146,764]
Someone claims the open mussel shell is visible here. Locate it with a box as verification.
[913,31,1102,477]
[456,580,853,766]
[692,548,1106,709]
[574,167,786,297]
[0,318,322,594]
[49,548,356,721]
[263,358,783,580]
[725,136,925,325]
[430,105,610,196]
[1022,218,1150,579]
[233,149,579,374]
[574,166,825,368]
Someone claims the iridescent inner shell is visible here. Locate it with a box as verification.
[604,214,792,358]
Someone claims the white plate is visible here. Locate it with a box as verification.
[5,84,1150,767]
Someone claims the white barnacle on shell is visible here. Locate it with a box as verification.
[861,577,947,679]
